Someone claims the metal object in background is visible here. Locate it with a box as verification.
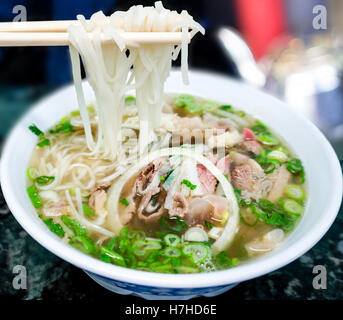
[216,27,343,157]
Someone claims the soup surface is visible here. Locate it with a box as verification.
[27,94,306,273]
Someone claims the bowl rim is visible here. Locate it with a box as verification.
[1,69,342,289]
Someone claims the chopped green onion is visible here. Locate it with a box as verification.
[205,221,214,229]
[161,215,188,232]
[70,110,80,116]
[267,150,288,163]
[125,96,136,103]
[284,184,306,201]
[26,167,39,180]
[69,235,97,255]
[29,124,43,136]
[87,105,95,113]
[219,105,233,112]
[182,243,210,264]
[145,240,162,251]
[236,110,246,117]
[27,185,43,208]
[163,247,181,258]
[175,94,195,108]
[49,120,74,135]
[185,102,202,114]
[34,175,55,186]
[43,218,65,238]
[181,179,197,190]
[61,215,87,236]
[119,198,129,206]
[282,199,304,216]
[257,132,279,146]
[200,100,218,112]
[163,234,181,247]
[100,247,126,266]
[37,138,50,148]
[82,203,95,216]
[68,188,76,196]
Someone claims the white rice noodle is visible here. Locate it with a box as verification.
[106,147,239,254]
[68,2,204,159]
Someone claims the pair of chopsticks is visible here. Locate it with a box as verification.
[0,21,188,46]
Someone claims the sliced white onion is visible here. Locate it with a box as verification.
[208,227,224,240]
[184,227,208,242]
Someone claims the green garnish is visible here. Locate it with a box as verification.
[29,124,43,136]
[34,175,55,186]
[37,138,51,148]
[175,94,195,108]
[69,235,98,255]
[182,243,210,264]
[43,218,65,238]
[61,215,87,236]
[161,215,188,232]
[205,221,214,229]
[70,110,80,116]
[181,179,197,190]
[219,105,233,112]
[284,184,306,201]
[163,234,181,247]
[49,119,74,134]
[82,203,95,216]
[29,124,51,147]
[215,251,239,269]
[27,185,43,208]
[282,199,304,216]
[26,167,39,180]
[286,158,305,183]
[119,198,129,206]
[125,96,136,103]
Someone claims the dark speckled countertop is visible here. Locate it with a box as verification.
[1,183,342,301]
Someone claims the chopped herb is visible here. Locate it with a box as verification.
[286,158,305,183]
[120,198,129,206]
[70,110,80,116]
[161,215,188,232]
[219,105,233,112]
[223,174,229,180]
[29,124,50,148]
[37,138,51,148]
[205,221,214,229]
[175,94,195,108]
[27,185,43,208]
[181,179,197,190]
[49,120,74,134]
[125,96,136,103]
[44,218,65,238]
[34,175,55,186]
[82,203,95,216]
[29,124,43,136]
[61,215,87,236]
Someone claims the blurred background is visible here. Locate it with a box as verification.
[1,0,343,159]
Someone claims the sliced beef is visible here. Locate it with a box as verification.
[137,187,165,223]
[237,140,262,155]
[169,192,188,218]
[89,188,107,217]
[231,164,255,192]
[184,194,228,226]
[267,165,291,202]
[134,157,166,195]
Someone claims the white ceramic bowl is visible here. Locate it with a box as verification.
[1,70,342,300]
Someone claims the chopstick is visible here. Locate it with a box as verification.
[0,20,79,32]
[0,32,188,46]
[0,20,190,46]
